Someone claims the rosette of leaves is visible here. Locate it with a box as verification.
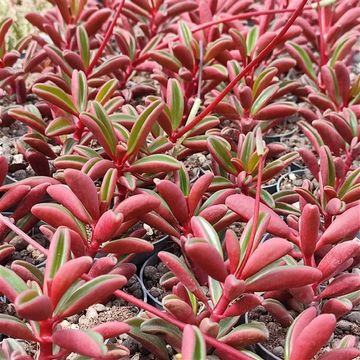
[148,21,233,103]
[0,227,131,359]
[205,130,298,208]
[9,72,183,186]
[120,0,198,40]
[288,58,360,114]
[0,155,60,248]
[211,60,300,133]
[274,113,360,221]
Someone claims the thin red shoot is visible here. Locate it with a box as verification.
[86,0,125,77]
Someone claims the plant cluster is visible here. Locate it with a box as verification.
[0,0,359,359]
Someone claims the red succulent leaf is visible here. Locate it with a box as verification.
[93,211,123,244]
[114,194,160,221]
[185,237,228,282]
[241,237,293,279]
[51,257,93,306]
[64,169,100,221]
[317,206,360,247]
[101,237,153,256]
[0,314,36,341]
[52,329,106,357]
[289,314,336,360]
[155,179,189,225]
[317,239,360,281]
[226,194,293,239]
[15,290,53,321]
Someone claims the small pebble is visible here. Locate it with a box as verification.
[150,287,161,297]
[337,320,352,331]
[344,311,360,324]
[273,346,284,357]
[144,266,157,278]
[86,307,98,319]
[93,304,107,312]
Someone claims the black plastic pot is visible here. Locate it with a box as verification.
[140,251,166,309]
[289,161,305,172]
[263,182,278,195]
[244,313,281,360]
[132,235,171,269]
[265,127,297,144]
[276,169,305,193]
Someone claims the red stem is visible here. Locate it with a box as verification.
[317,0,326,67]
[85,0,125,77]
[38,320,53,360]
[0,214,49,255]
[111,288,253,359]
[170,0,309,141]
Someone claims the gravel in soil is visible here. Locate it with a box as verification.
[266,116,298,137]
[6,231,47,266]
[143,259,172,302]
[60,275,144,331]
[249,306,360,359]
[184,152,212,180]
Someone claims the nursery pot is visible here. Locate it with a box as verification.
[264,127,297,144]
[140,251,166,309]
[132,235,171,269]
[244,313,282,360]
[276,169,305,193]
[139,237,177,309]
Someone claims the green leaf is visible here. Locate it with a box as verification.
[46,117,75,137]
[100,168,117,205]
[45,227,71,281]
[209,278,222,305]
[250,84,278,115]
[126,318,169,360]
[77,25,90,67]
[54,275,125,317]
[95,79,118,105]
[192,216,223,257]
[73,71,88,112]
[127,100,164,157]
[207,136,237,175]
[287,41,316,80]
[33,84,79,116]
[338,168,360,199]
[80,103,117,158]
[167,79,184,130]
[178,164,190,196]
[128,154,181,173]
[0,266,28,301]
[179,21,193,48]
[246,26,259,56]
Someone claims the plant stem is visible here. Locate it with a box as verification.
[0,214,49,255]
[85,0,125,77]
[38,320,53,360]
[170,0,309,141]
[317,0,326,67]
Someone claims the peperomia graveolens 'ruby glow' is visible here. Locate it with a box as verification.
[0,0,359,359]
